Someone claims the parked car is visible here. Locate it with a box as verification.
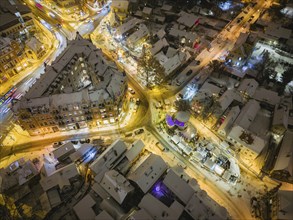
[186,70,193,76]
[128,87,135,94]
[134,128,144,135]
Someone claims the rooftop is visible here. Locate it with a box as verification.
[128,154,168,193]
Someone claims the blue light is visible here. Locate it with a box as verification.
[155,185,161,192]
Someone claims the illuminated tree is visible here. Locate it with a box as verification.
[209,60,225,77]
[174,99,190,112]
[137,46,165,88]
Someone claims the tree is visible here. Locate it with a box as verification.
[174,99,190,112]
[137,46,165,88]
[256,50,277,83]
[280,67,293,93]
[209,60,225,77]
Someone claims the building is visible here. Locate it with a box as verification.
[218,89,243,112]
[0,0,36,39]
[237,78,259,98]
[276,189,293,220]
[12,35,127,135]
[234,99,260,129]
[90,139,127,182]
[73,194,97,220]
[126,23,149,47]
[111,0,129,21]
[52,142,76,162]
[253,87,280,106]
[128,154,168,193]
[116,140,145,175]
[227,100,267,161]
[138,193,184,219]
[177,11,198,29]
[54,0,80,15]
[25,37,46,60]
[100,170,134,204]
[272,103,289,135]
[270,131,293,183]
[115,18,141,37]
[0,37,27,83]
[0,158,38,192]
[218,106,240,137]
[40,162,80,192]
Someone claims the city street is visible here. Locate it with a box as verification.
[0,0,286,219]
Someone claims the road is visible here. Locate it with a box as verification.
[1,0,278,219]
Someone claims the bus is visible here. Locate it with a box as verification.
[0,87,17,107]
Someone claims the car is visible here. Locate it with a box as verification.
[195,60,201,65]
[186,70,193,76]
[156,142,165,151]
[134,128,144,135]
[128,87,135,94]
[243,10,248,14]
[136,98,140,105]
[177,161,187,169]
[71,140,79,144]
[208,47,214,52]
[176,81,182,86]
[125,132,133,137]
[248,18,253,22]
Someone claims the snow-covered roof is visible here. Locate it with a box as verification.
[253,87,280,106]
[272,104,289,128]
[168,28,197,43]
[218,106,240,137]
[235,99,260,129]
[228,125,266,155]
[163,169,194,204]
[100,170,134,204]
[128,154,167,193]
[111,0,129,11]
[73,194,96,220]
[129,209,153,220]
[150,38,169,56]
[127,23,149,44]
[26,37,42,53]
[115,18,141,36]
[238,78,259,97]
[177,11,198,28]
[95,210,114,220]
[218,89,242,111]
[273,131,293,175]
[265,23,292,40]
[52,142,75,160]
[89,140,127,181]
[13,35,126,112]
[142,7,152,15]
[125,140,145,162]
[40,163,79,191]
[139,193,184,219]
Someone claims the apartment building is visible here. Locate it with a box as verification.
[0,0,36,39]
[12,35,127,135]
